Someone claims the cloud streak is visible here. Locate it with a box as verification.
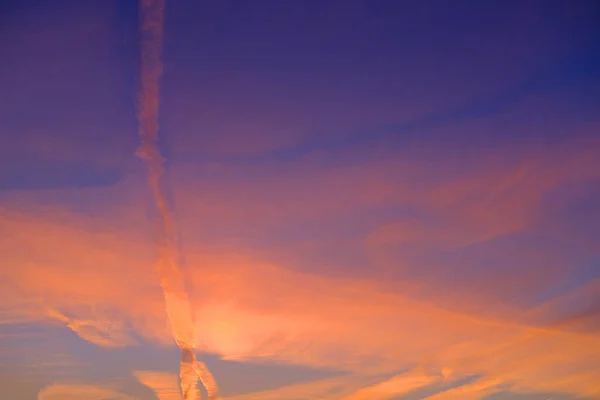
[37,383,136,400]
[136,0,219,398]
[2,132,599,399]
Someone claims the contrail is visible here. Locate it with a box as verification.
[136,0,219,398]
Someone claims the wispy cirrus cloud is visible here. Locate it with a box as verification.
[4,212,600,398]
[2,110,599,400]
[135,370,182,400]
[37,383,136,400]
[2,1,599,399]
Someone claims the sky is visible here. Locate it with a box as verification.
[1,0,600,399]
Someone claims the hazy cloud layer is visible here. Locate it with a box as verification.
[2,131,600,398]
[1,1,599,398]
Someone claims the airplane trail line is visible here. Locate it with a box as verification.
[137,0,219,398]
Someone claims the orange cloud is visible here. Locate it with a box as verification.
[37,383,135,400]
[4,203,600,397]
[220,374,382,400]
[135,371,181,400]
[424,376,503,399]
[2,135,600,398]
[45,307,137,348]
[340,368,441,400]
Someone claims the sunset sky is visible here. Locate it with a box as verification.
[1,1,600,399]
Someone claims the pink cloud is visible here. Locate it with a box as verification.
[1,130,599,398]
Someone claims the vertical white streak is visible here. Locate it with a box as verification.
[137,0,219,398]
